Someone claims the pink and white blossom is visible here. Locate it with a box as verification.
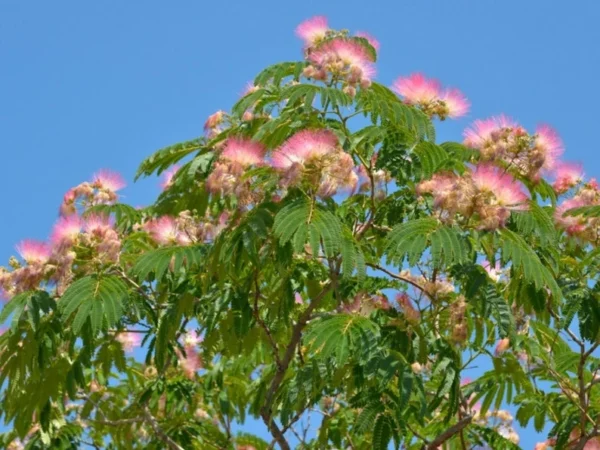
[495,338,510,355]
[143,216,181,245]
[16,240,51,264]
[221,137,266,167]
[463,115,521,149]
[440,88,470,118]
[392,73,441,105]
[159,165,180,190]
[552,162,583,193]
[295,16,329,46]
[116,332,142,353]
[84,215,114,235]
[51,216,82,246]
[534,124,564,171]
[271,129,338,169]
[93,169,126,192]
[471,164,528,207]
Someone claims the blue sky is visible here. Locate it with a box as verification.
[2,0,600,447]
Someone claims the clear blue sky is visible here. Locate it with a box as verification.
[2,0,600,447]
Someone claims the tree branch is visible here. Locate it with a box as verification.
[261,282,333,450]
[254,273,282,370]
[423,416,472,450]
[143,406,184,450]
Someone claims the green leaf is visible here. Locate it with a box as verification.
[384,218,438,266]
[511,202,557,245]
[305,314,380,366]
[429,225,470,267]
[136,138,204,180]
[499,228,561,300]
[84,203,142,232]
[273,199,342,257]
[58,275,127,333]
[132,245,205,281]
[0,291,33,330]
[564,204,600,218]
[484,285,516,340]
[253,61,305,87]
[355,403,384,434]
[372,414,393,450]
[412,142,449,180]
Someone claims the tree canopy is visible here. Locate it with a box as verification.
[1,15,599,450]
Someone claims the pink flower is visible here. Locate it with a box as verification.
[552,162,583,193]
[241,83,259,97]
[392,73,469,119]
[396,293,420,323]
[204,110,225,132]
[51,216,82,246]
[116,332,142,353]
[295,293,304,304]
[471,164,528,207]
[495,338,510,355]
[179,347,202,379]
[309,38,376,79]
[440,88,470,118]
[93,169,126,192]
[555,197,587,234]
[159,165,180,190]
[271,129,338,169]
[392,73,441,105]
[220,137,266,167]
[534,124,564,171]
[355,31,380,51]
[183,330,203,348]
[295,16,329,45]
[463,115,520,149]
[144,216,180,245]
[481,260,501,282]
[83,215,113,234]
[16,240,51,264]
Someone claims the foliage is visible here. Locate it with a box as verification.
[0,15,598,450]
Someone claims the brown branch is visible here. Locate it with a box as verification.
[143,406,184,450]
[367,263,433,300]
[261,282,333,450]
[424,416,472,450]
[254,274,282,370]
[90,417,143,426]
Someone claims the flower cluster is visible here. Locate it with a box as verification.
[204,110,228,138]
[392,73,470,120]
[555,179,600,241]
[142,211,222,247]
[341,292,391,315]
[272,129,357,197]
[60,169,126,216]
[449,295,468,344]
[116,331,143,353]
[0,212,122,299]
[206,137,267,206]
[298,17,376,95]
[417,164,528,230]
[177,329,203,379]
[396,292,420,324]
[473,408,520,444]
[464,116,563,180]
